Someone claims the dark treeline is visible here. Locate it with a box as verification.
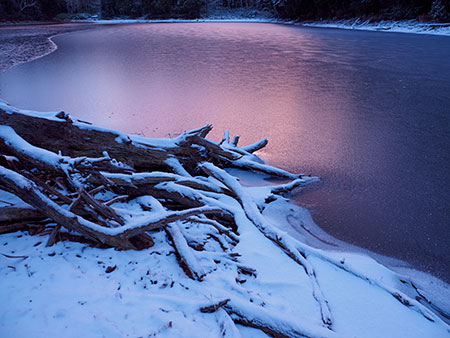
[0,0,449,21]
[275,0,449,21]
[0,0,203,19]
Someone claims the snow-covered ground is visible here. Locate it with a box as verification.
[0,23,94,72]
[298,18,450,36]
[0,100,449,338]
[1,181,450,337]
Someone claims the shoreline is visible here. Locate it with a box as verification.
[0,22,95,72]
[1,21,450,319]
[1,18,449,73]
[1,97,450,328]
[298,18,450,36]
[73,17,450,36]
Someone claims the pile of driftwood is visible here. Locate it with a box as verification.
[0,102,444,337]
[0,102,304,250]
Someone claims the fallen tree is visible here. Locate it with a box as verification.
[0,100,448,337]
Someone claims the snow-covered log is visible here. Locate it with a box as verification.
[0,205,43,223]
[198,162,444,325]
[240,138,268,153]
[0,166,222,249]
[0,104,302,178]
[225,298,340,338]
[166,222,207,281]
[199,162,333,327]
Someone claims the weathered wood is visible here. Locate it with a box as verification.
[177,134,241,161]
[270,178,311,196]
[0,166,221,249]
[0,205,43,223]
[214,309,243,338]
[21,172,73,204]
[220,130,230,145]
[0,125,68,176]
[1,102,444,335]
[230,135,240,147]
[166,222,206,281]
[224,299,339,338]
[104,195,128,206]
[0,221,42,234]
[188,216,239,243]
[0,107,170,171]
[0,108,246,175]
[98,171,232,198]
[79,188,125,225]
[231,158,300,179]
[240,138,268,153]
[200,299,230,313]
[199,162,333,327]
[88,185,107,195]
[46,224,62,247]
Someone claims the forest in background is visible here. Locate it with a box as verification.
[0,0,449,23]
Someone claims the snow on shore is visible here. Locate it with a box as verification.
[0,23,94,72]
[298,18,450,36]
[1,98,449,337]
[1,190,450,337]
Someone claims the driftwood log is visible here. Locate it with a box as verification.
[0,101,303,250]
[0,101,445,337]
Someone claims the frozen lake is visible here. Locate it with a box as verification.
[1,22,449,281]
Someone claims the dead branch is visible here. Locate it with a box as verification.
[0,205,43,223]
[188,216,239,243]
[79,188,125,225]
[104,195,128,206]
[199,162,333,327]
[0,166,221,250]
[230,135,240,147]
[0,221,43,235]
[240,138,268,153]
[271,178,313,196]
[166,222,206,281]
[200,299,231,313]
[214,309,243,338]
[46,224,62,247]
[224,298,339,338]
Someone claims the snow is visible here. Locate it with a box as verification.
[2,195,449,338]
[298,19,450,36]
[232,157,300,179]
[2,72,450,338]
[0,125,63,169]
[165,157,193,177]
[0,189,32,209]
[1,173,450,337]
[3,145,449,336]
[0,232,230,338]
